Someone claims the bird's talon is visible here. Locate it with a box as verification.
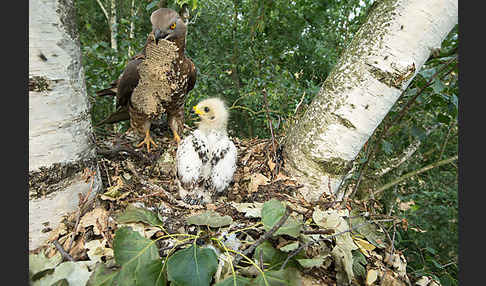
[136,130,158,152]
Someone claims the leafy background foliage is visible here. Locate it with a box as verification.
[75,0,458,284]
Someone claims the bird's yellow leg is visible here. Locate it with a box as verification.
[172,128,181,145]
[136,129,158,152]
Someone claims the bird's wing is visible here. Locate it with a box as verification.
[116,57,144,109]
[208,136,237,193]
[176,130,210,185]
[184,56,197,93]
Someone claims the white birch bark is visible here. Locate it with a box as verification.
[110,0,118,51]
[283,0,458,202]
[29,0,101,250]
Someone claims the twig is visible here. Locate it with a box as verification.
[67,169,96,252]
[438,120,456,160]
[302,229,334,235]
[234,206,292,265]
[52,240,74,262]
[373,155,458,195]
[294,91,306,114]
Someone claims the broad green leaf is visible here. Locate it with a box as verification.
[251,268,301,286]
[137,259,167,286]
[87,263,119,286]
[296,257,326,268]
[261,199,302,238]
[186,211,233,228]
[32,261,92,286]
[352,249,367,279]
[254,241,288,270]
[29,251,62,279]
[278,242,299,252]
[50,279,69,286]
[113,227,161,286]
[167,245,218,286]
[214,275,252,286]
[116,205,164,228]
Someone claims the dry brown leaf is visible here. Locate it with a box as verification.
[398,201,415,211]
[48,222,68,242]
[381,270,406,286]
[79,207,109,235]
[366,269,379,285]
[248,173,270,193]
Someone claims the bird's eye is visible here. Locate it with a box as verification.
[170,23,176,30]
[204,107,210,113]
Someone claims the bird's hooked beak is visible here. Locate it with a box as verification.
[154,28,170,45]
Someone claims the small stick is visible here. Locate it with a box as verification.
[234,206,291,265]
[53,240,74,262]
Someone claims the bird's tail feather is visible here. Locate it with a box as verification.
[96,107,130,126]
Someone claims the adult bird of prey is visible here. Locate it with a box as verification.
[176,98,237,205]
[96,8,197,152]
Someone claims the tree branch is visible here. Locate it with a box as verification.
[374,155,458,195]
[374,123,440,177]
[234,206,291,266]
[95,0,110,22]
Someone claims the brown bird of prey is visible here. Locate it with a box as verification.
[96,8,197,152]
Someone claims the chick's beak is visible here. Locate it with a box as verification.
[193,105,204,115]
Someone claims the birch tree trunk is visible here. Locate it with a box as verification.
[110,0,118,51]
[283,0,458,202]
[29,0,101,250]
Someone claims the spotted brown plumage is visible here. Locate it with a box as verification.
[96,8,197,152]
[176,98,237,205]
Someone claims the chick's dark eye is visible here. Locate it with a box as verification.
[204,107,210,112]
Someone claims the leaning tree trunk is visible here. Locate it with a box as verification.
[283,0,458,202]
[29,0,101,250]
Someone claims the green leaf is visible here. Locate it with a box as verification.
[437,113,451,124]
[278,242,299,252]
[137,259,167,286]
[50,279,69,286]
[251,268,301,286]
[296,257,325,268]
[146,1,158,11]
[261,199,302,238]
[254,241,288,270]
[167,245,218,286]
[431,80,446,94]
[29,251,62,279]
[113,227,161,286]
[186,210,233,228]
[411,126,426,140]
[31,261,92,286]
[381,140,393,155]
[116,205,164,228]
[352,249,367,279]
[87,263,119,286]
[214,275,252,286]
